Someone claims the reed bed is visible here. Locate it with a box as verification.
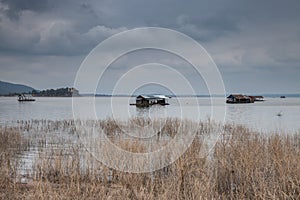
[0,118,299,199]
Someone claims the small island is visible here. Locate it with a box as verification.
[32,87,79,97]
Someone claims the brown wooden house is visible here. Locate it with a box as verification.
[226,94,254,104]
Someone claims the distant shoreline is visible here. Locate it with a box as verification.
[2,94,299,98]
[83,93,300,98]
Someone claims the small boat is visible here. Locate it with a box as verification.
[18,94,35,102]
[280,96,286,98]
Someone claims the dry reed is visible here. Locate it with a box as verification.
[0,119,299,199]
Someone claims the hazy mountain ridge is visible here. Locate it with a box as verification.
[0,80,35,95]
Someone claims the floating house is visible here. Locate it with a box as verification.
[226,94,254,104]
[131,95,169,107]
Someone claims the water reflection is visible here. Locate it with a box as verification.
[136,105,167,120]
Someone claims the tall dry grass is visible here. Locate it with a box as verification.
[0,127,30,199]
[0,119,299,199]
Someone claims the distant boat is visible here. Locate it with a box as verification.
[18,94,35,102]
[280,96,286,98]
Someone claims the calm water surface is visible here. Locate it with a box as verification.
[0,96,299,133]
[1,96,299,180]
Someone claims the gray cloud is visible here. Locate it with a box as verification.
[1,0,52,19]
[0,0,300,93]
[0,0,124,56]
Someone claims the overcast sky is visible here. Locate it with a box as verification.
[0,0,299,94]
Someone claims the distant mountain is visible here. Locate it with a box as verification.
[0,80,35,95]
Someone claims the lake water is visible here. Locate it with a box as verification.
[1,96,299,181]
[0,96,300,133]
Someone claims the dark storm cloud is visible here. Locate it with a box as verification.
[2,0,51,11]
[0,0,112,55]
[1,0,52,19]
[0,0,300,93]
[0,0,244,55]
[1,0,297,56]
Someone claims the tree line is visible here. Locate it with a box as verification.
[32,87,79,97]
